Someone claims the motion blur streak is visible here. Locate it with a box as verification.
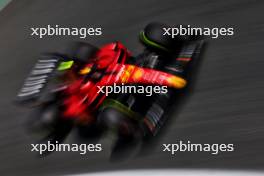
[67,169,264,176]
[0,0,264,175]
[0,0,12,11]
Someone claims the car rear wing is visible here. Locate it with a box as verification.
[16,54,72,105]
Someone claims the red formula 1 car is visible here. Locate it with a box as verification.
[17,23,204,153]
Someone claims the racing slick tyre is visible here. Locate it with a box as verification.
[97,107,142,139]
[26,103,73,145]
[64,41,98,63]
[77,123,103,139]
[97,107,143,159]
[139,22,196,52]
[26,103,61,135]
[140,22,175,52]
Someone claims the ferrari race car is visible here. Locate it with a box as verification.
[16,23,204,154]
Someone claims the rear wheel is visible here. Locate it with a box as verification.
[139,22,197,53]
[27,103,73,146]
[97,106,143,140]
[77,123,103,139]
[27,103,59,134]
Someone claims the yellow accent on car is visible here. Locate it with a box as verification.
[167,76,187,89]
[79,67,91,75]
[121,65,135,83]
[132,69,143,80]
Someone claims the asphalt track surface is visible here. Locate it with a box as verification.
[0,0,264,175]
